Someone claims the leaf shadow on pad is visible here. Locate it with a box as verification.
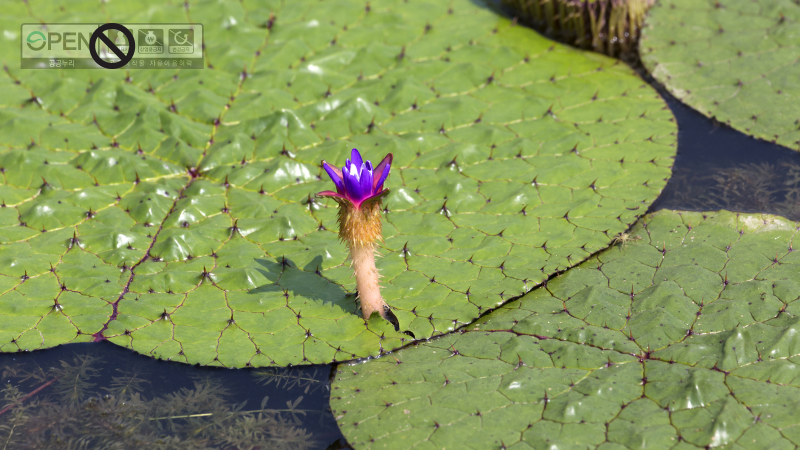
[252,256,357,313]
[249,255,406,364]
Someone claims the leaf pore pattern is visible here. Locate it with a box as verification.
[641,0,800,151]
[332,210,800,449]
[0,0,675,367]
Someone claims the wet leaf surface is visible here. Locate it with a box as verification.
[332,210,800,449]
[640,0,800,151]
[0,0,675,366]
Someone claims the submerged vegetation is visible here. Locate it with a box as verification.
[501,0,653,58]
[255,367,325,397]
[660,160,800,221]
[0,355,316,449]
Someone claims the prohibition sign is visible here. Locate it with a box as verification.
[89,23,135,69]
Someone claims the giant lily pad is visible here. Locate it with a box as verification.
[332,210,800,449]
[0,0,675,367]
[640,0,800,150]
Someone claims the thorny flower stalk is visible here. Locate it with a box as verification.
[317,149,399,329]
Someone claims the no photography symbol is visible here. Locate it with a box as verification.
[89,23,135,69]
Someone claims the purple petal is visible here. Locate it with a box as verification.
[350,148,363,169]
[372,153,393,191]
[360,189,390,209]
[342,159,353,195]
[364,161,374,190]
[316,190,355,208]
[358,162,373,199]
[316,190,346,199]
[374,164,390,192]
[343,163,366,201]
[322,161,344,194]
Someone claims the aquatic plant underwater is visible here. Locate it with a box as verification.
[0,354,321,449]
[0,0,798,448]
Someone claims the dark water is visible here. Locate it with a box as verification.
[0,342,347,449]
[649,80,800,220]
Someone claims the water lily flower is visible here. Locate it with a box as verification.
[317,149,392,211]
[317,149,398,329]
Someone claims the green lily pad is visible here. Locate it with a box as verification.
[640,0,800,150]
[0,0,675,367]
[331,210,800,449]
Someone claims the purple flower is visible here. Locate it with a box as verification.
[317,149,392,209]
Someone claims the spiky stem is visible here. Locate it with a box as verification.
[334,197,398,328]
[350,243,386,320]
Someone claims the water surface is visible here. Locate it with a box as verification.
[0,342,346,449]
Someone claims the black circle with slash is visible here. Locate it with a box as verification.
[89,23,135,69]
